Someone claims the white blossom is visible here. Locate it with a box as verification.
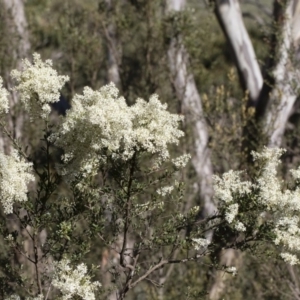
[55,83,184,181]
[192,238,210,250]
[290,167,300,180]
[52,258,101,300]
[130,94,184,160]
[156,185,174,196]
[0,77,9,114]
[252,147,285,209]
[234,221,246,232]
[280,252,300,265]
[5,234,14,241]
[215,147,300,264]
[0,150,34,214]
[226,266,237,276]
[189,206,200,216]
[172,153,191,168]
[11,53,69,119]
[213,170,252,204]
[225,203,239,224]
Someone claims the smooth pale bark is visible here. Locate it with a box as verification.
[104,0,122,88]
[266,0,300,147]
[2,0,30,144]
[165,2,215,298]
[3,0,30,64]
[214,0,263,104]
[167,0,216,221]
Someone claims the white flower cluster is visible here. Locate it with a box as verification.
[172,153,191,168]
[253,147,300,264]
[213,170,251,232]
[11,53,69,119]
[156,185,174,196]
[52,258,101,300]
[280,252,300,265]
[251,147,285,210]
[55,83,184,180]
[0,77,9,114]
[0,150,34,214]
[226,266,237,276]
[214,146,300,265]
[192,238,210,250]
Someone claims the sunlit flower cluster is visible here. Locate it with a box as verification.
[171,153,191,168]
[0,77,9,114]
[253,147,300,264]
[192,238,210,250]
[52,258,101,300]
[214,146,300,264]
[55,83,184,181]
[11,53,69,119]
[0,150,34,214]
[226,266,237,276]
[251,147,285,209]
[156,185,174,196]
[213,170,252,232]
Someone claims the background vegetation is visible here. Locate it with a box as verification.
[2,0,300,299]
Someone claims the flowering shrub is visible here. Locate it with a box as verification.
[214,147,300,265]
[11,53,69,119]
[0,54,299,299]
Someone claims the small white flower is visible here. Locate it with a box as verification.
[172,153,191,168]
[156,186,174,196]
[5,234,14,241]
[11,53,69,119]
[234,221,246,232]
[225,203,239,224]
[226,266,237,276]
[192,238,210,250]
[0,77,9,114]
[280,252,300,265]
[213,170,252,204]
[52,258,101,300]
[0,150,34,214]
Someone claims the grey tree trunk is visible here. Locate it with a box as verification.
[104,0,122,88]
[265,0,300,147]
[167,0,216,222]
[3,0,30,61]
[214,0,263,104]
[2,0,30,145]
[164,1,216,298]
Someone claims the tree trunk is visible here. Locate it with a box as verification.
[2,0,30,145]
[167,0,216,223]
[3,0,30,62]
[264,0,300,147]
[103,0,122,89]
[214,0,263,105]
